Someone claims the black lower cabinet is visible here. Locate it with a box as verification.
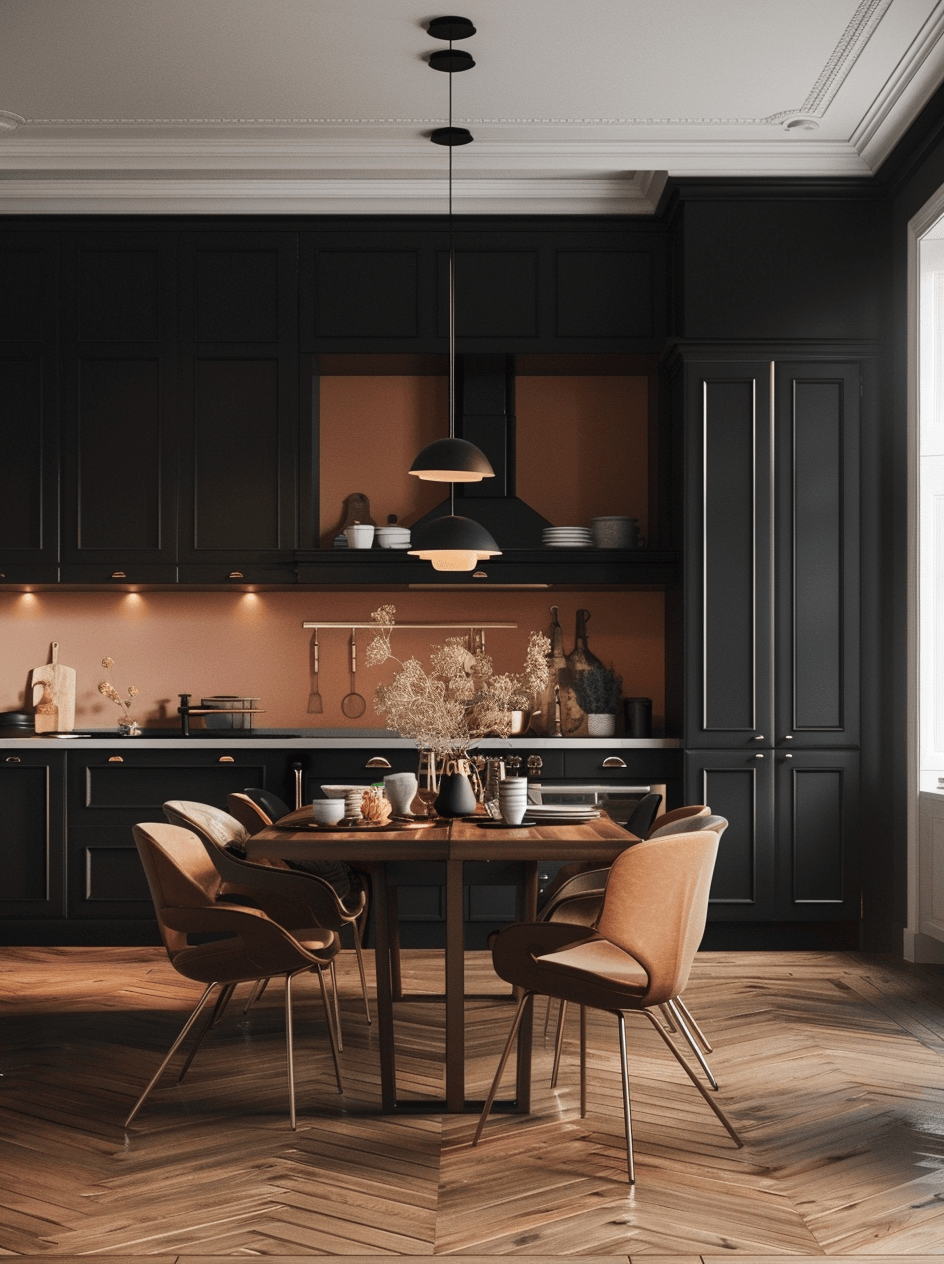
[685,748,860,945]
[66,750,295,938]
[0,751,67,929]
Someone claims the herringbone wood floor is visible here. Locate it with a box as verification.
[2,946,944,1258]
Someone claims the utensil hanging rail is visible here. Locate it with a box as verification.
[302,622,517,629]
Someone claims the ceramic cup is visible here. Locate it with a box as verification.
[384,771,418,816]
[344,523,375,549]
[499,776,529,826]
[312,798,346,825]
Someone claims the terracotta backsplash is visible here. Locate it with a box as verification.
[1,589,666,733]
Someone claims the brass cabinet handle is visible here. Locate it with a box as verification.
[5,755,21,763]
[753,735,765,740]
[228,571,244,579]
[784,753,793,759]
[219,755,234,763]
[111,571,127,579]
[365,756,392,769]
[108,755,123,762]
[602,756,627,768]
[783,734,793,740]
[754,753,765,759]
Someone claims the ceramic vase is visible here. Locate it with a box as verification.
[434,770,477,818]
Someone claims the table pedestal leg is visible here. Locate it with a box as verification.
[371,862,397,1112]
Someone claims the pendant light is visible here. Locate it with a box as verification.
[408,15,501,572]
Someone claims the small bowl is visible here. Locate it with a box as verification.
[312,798,346,825]
[321,784,370,801]
[376,526,411,549]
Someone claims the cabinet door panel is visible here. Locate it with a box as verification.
[775,363,859,746]
[685,363,773,747]
[775,749,859,918]
[684,750,775,918]
[0,754,66,919]
[0,352,58,569]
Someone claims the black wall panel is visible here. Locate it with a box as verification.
[315,249,421,338]
[556,249,653,338]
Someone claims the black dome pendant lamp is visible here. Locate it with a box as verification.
[408,16,500,573]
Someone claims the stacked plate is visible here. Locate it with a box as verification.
[542,526,593,548]
[524,803,602,825]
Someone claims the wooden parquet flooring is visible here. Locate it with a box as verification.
[3,947,944,1258]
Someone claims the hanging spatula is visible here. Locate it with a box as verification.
[307,628,323,713]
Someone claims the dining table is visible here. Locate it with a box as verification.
[245,810,637,1114]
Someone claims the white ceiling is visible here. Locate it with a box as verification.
[2,0,944,214]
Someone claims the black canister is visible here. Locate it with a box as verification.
[623,697,652,738]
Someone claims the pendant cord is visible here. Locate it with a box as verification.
[447,42,455,443]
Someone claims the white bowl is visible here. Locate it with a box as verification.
[321,783,371,800]
[312,798,346,825]
[377,527,411,549]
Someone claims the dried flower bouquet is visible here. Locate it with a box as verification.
[365,605,550,760]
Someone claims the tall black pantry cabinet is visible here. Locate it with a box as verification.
[679,355,862,931]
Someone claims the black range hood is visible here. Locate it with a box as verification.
[410,354,551,550]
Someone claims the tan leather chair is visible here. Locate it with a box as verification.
[647,803,710,836]
[164,799,371,1035]
[473,830,743,1183]
[542,814,729,1089]
[127,822,342,1131]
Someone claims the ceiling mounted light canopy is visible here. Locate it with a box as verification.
[407,14,501,572]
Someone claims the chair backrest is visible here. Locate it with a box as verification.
[242,786,291,822]
[624,792,663,838]
[132,821,223,957]
[164,798,352,929]
[595,830,719,1005]
[649,813,727,838]
[646,803,709,837]
[227,791,271,835]
[539,866,610,922]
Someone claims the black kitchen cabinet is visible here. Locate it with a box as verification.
[66,748,295,925]
[681,353,863,932]
[176,232,300,580]
[683,357,860,750]
[0,750,67,924]
[684,747,860,922]
[0,234,60,581]
[59,233,179,582]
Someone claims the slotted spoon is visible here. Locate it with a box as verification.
[341,629,367,718]
[307,628,323,713]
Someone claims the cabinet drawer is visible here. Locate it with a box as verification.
[563,749,679,782]
[308,748,417,787]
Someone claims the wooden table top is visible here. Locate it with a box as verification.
[245,809,636,864]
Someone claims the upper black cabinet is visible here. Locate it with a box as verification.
[176,233,299,580]
[59,233,179,582]
[684,357,860,750]
[0,234,59,581]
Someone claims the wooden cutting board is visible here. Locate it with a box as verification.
[30,642,76,733]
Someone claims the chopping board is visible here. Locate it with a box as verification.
[30,642,76,733]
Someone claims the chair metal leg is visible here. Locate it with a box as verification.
[640,1008,742,1147]
[665,997,718,1089]
[125,982,217,1126]
[352,920,373,1025]
[550,998,568,1087]
[329,959,343,1051]
[242,977,268,1014]
[285,971,297,1130]
[616,1011,636,1184]
[315,964,345,1095]
[675,995,713,1052]
[208,981,237,1029]
[472,991,532,1147]
[579,1004,587,1119]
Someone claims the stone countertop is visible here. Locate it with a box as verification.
[0,727,680,751]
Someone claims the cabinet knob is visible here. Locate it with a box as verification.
[228,571,244,579]
[783,734,793,740]
[110,571,127,579]
[365,756,392,769]
[753,735,765,741]
[5,755,21,763]
[219,755,234,763]
[784,753,793,759]
[602,756,627,768]
[754,753,764,760]
[108,756,123,763]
